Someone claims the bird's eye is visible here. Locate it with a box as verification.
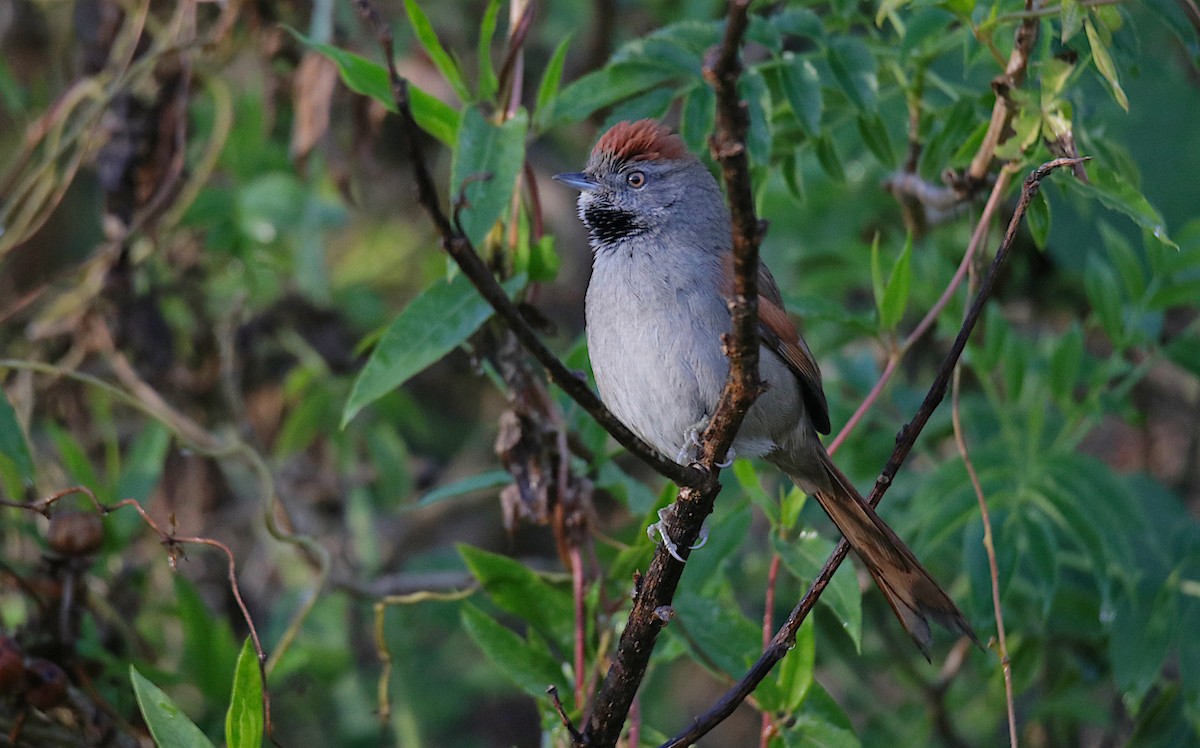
[626,171,647,189]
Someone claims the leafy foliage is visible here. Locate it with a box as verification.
[1,0,1198,746]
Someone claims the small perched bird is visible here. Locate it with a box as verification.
[554,119,975,655]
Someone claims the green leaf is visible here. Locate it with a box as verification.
[772,534,863,651]
[289,31,460,145]
[814,133,846,182]
[550,64,679,126]
[733,459,778,526]
[781,54,823,135]
[1084,257,1124,342]
[1048,323,1084,402]
[533,35,572,131]
[450,106,528,248]
[115,421,170,502]
[781,679,862,747]
[459,603,568,699]
[0,388,35,488]
[673,585,761,676]
[343,273,526,425]
[476,0,501,102]
[403,0,471,102]
[679,84,715,155]
[1084,16,1128,111]
[175,576,240,703]
[757,618,815,713]
[130,666,217,748]
[459,545,573,643]
[875,234,914,331]
[225,638,264,748]
[1064,170,1175,249]
[856,113,895,168]
[825,37,877,113]
[1026,189,1051,249]
[1061,0,1084,41]
[417,470,511,506]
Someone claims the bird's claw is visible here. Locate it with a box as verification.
[675,424,736,468]
[647,506,709,562]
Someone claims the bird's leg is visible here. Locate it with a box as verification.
[646,505,709,562]
[675,420,736,468]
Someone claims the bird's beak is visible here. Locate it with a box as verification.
[552,172,599,192]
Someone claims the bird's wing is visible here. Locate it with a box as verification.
[721,256,831,435]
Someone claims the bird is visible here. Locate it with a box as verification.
[553,118,975,656]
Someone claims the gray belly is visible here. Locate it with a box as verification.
[585,260,803,460]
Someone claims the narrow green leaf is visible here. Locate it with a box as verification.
[533,35,572,131]
[825,37,877,113]
[289,30,460,145]
[782,680,862,747]
[869,232,884,314]
[673,586,761,676]
[1061,0,1084,41]
[814,133,846,182]
[549,64,678,126]
[1026,189,1051,249]
[1084,257,1125,341]
[758,618,815,713]
[679,84,715,154]
[417,470,511,506]
[450,106,528,248]
[459,603,568,699]
[225,638,264,748]
[476,0,501,102]
[772,534,863,651]
[856,112,895,168]
[782,54,823,135]
[459,545,573,643]
[403,0,471,102]
[879,234,914,330]
[0,388,34,487]
[343,273,526,425]
[130,666,217,748]
[115,421,170,502]
[1064,170,1175,248]
[1048,324,1085,401]
[1084,16,1129,111]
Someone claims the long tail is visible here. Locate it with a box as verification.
[772,447,977,658]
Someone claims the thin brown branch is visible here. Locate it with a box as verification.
[951,273,1018,746]
[659,156,1085,748]
[966,0,1040,183]
[828,166,1015,455]
[582,2,761,744]
[348,0,703,490]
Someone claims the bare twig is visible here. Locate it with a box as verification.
[952,258,1018,747]
[660,157,1085,748]
[548,686,586,745]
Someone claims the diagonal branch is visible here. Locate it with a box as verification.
[661,156,1086,748]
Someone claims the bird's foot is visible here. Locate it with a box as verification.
[675,422,735,468]
[647,506,709,562]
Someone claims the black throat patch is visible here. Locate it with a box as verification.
[583,205,645,246]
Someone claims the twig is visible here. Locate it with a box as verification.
[966,0,1040,183]
[548,686,586,745]
[659,157,1085,748]
[951,261,1018,747]
[348,0,703,490]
